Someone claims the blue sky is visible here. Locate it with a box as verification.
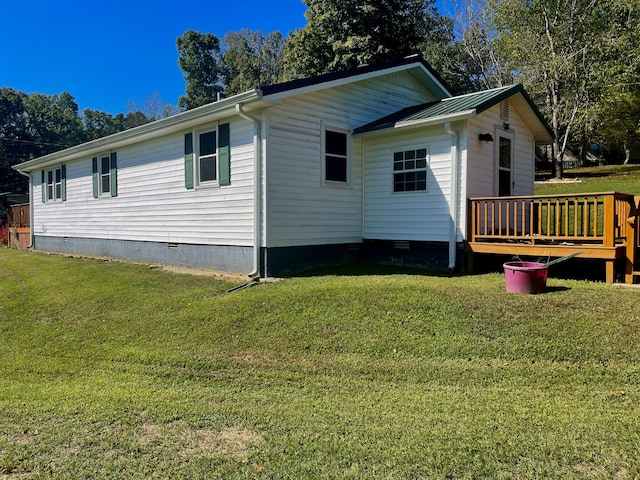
[1,0,450,115]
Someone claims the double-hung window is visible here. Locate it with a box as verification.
[100,155,112,194]
[42,165,66,202]
[323,126,349,184]
[393,147,428,192]
[198,130,217,184]
[92,153,117,198]
[184,123,231,189]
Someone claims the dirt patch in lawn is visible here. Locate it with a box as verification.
[137,421,263,460]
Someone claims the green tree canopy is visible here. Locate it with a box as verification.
[489,0,609,177]
[176,30,224,110]
[284,0,446,78]
[590,0,640,163]
[0,88,152,209]
[222,30,286,96]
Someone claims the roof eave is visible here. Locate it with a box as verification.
[353,109,476,137]
[262,59,452,103]
[13,90,263,172]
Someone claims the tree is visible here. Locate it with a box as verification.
[446,0,513,92]
[81,109,122,141]
[0,88,30,206]
[590,0,640,164]
[489,0,606,178]
[222,30,286,96]
[126,91,178,122]
[284,0,446,78]
[24,92,83,156]
[176,30,224,110]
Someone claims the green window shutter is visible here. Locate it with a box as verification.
[110,152,118,197]
[92,157,99,198]
[61,165,67,201]
[218,123,230,186]
[41,170,46,203]
[184,132,194,189]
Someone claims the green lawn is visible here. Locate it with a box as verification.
[1,249,639,478]
[535,164,640,196]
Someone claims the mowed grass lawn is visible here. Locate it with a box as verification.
[535,164,640,196]
[1,249,640,479]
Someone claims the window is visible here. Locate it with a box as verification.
[100,155,112,194]
[498,136,512,196]
[184,123,230,189]
[393,148,428,192]
[42,165,65,202]
[324,127,348,183]
[92,153,117,198]
[198,130,217,184]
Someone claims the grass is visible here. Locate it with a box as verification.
[1,249,640,478]
[535,164,640,196]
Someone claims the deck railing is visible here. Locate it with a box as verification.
[468,192,637,248]
[467,192,640,283]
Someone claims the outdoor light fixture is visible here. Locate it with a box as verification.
[503,122,510,130]
[479,133,494,142]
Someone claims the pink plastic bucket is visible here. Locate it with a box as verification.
[503,261,548,294]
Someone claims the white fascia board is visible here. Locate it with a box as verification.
[14,90,264,172]
[352,109,476,137]
[396,109,476,128]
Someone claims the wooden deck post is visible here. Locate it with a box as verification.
[466,199,476,273]
[603,195,616,283]
[625,196,640,284]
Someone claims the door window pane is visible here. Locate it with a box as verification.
[499,137,511,169]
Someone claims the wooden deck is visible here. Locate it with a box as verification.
[465,192,640,284]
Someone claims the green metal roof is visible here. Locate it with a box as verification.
[354,84,553,141]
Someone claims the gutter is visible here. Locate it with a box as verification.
[13,90,261,172]
[444,122,460,272]
[235,103,262,277]
[352,110,476,138]
[15,169,34,249]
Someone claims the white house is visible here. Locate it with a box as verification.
[14,56,553,276]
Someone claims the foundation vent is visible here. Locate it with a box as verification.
[393,240,410,250]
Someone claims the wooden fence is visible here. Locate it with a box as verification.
[7,203,31,250]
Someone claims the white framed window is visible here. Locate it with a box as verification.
[43,165,65,202]
[322,124,350,185]
[184,123,230,189]
[92,153,117,198]
[99,154,112,195]
[196,127,218,186]
[393,147,428,193]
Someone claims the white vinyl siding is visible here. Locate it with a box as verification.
[363,127,453,242]
[32,118,256,246]
[265,71,436,247]
[466,101,536,199]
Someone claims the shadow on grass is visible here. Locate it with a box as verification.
[472,253,610,284]
[543,285,572,293]
[290,262,460,278]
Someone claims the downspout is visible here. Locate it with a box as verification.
[16,169,34,249]
[235,103,262,277]
[444,122,460,272]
